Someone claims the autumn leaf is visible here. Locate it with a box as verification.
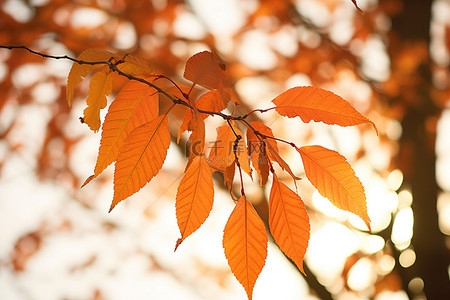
[195,89,230,115]
[184,51,227,90]
[116,54,153,76]
[177,89,229,142]
[82,77,159,186]
[82,70,114,132]
[272,86,377,132]
[269,174,310,274]
[111,115,170,211]
[208,122,251,176]
[175,155,214,250]
[297,145,371,230]
[224,162,236,198]
[66,49,116,106]
[246,122,277,185]
[185,109,206,170]
[223,196,268,300]
[265,139,300,181]
[183,51,233,105]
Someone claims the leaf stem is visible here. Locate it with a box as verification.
[242,107,277,119]
[0,45,109,65]
[264,135,298,148]
[227,119,245,196]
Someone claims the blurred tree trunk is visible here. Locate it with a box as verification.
[390,0,450,298]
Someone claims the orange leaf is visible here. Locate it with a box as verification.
[82,70,114,132]
[246,122,275,185]
[185,109,206,170]
[208,122,251,176]
[83,78,158,185]
[177,111,192,143]
[265,139,300,181]
[269,174,310,275]
[66,49,116,106]
[224,162,235,192]
[195,89,229,114]
[111,115,170,211]
[223,196,268,300]
[248,121,279,151]
[177,85,232,142]
[183,51,228,90]
[116,54,153,76]
[297,145,371,230]
[272,86,377,132]
[175,155,214,250]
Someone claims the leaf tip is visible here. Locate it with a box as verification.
[364,218,372,232]
[174,238,183,252]
[371,121,379,136]
[81,174,95,188]
[108,201,117,213]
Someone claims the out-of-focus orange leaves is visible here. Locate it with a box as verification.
[272,86,377,133]
[223,196,268,300]
[297,145,371,230]
[112,115,170,211]
[175,155,214,250]
[269,174,310,275]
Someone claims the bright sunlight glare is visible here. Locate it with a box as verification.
[347,257,376,291]
[392,207,414,250]
[306,222,358,285]
[399,248,416,268]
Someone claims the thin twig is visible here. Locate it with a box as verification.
[0,45,108,65]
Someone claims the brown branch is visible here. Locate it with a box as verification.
[0,45,108,65]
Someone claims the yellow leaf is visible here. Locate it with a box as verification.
[111,115,170,211]
[175,155,214,250]
[66,49,116,106]
[116,54,153,75]
[298,145,371,230]
[82,70,114,132]
[223,196,268,300]
[269,174,310,274]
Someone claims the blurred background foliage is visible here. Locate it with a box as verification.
[0,0,449,299]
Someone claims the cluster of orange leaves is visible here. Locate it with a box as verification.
[68,49,376,299]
